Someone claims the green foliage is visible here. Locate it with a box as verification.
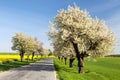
[54,57,120,80]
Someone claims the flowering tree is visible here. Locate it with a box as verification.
[43,48,50,56]
[25,36,36,60]
[35,40,43,56]
[49,23,76,66]
[48,5,115,73]
[12,33,41,61]
[12,33,28,62]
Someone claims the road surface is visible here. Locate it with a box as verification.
[0,58,56,80]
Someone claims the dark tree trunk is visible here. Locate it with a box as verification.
[20,50,25,62]
[71,41,85,73]
[61,56,64,62]
[69,58,75,68]
[77,56,84,73]
[64,57,67,65]
[58,56,60,60]
[32,52,35,61]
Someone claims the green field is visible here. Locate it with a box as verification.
[54,57,120,80]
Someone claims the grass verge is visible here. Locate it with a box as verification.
[54,57,120,80]
[0,58,42,72]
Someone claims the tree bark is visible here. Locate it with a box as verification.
[69,58,75,68]
[64,57,67,65]
[61,56,64,62]
[71,41,85,73]
[20,50,25,62]
[32,52,35,61]
[77,56,84,73]
[58,56,60,60]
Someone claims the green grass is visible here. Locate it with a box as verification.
[54,57,120,80]
[0,58,42,72]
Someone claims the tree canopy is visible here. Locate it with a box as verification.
[49,5,115,57]
[12,33,44,61]
[48,5,115,73]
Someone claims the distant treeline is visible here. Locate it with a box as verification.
[0,52,18,55]
[105,54,120,57]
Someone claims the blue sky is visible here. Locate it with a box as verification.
[0,0,120,54]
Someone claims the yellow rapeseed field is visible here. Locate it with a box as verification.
[0,54,55,63]
[0,54,41,63]
[0,55,19,63]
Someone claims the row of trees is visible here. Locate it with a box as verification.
[48,5,115,73]
[12,33,50,62]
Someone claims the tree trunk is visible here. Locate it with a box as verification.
[58,56,60,60]
[32,52,35,61]
[27,55,30,61]
[64,57,67,65]
[61,56,63,62]
[77,56,84,73]
[20,51,24,62]
[20,50,25,62]
[71,41,85,73]
[69,58,75,68]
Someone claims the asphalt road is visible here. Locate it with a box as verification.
[0,58,56,80]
